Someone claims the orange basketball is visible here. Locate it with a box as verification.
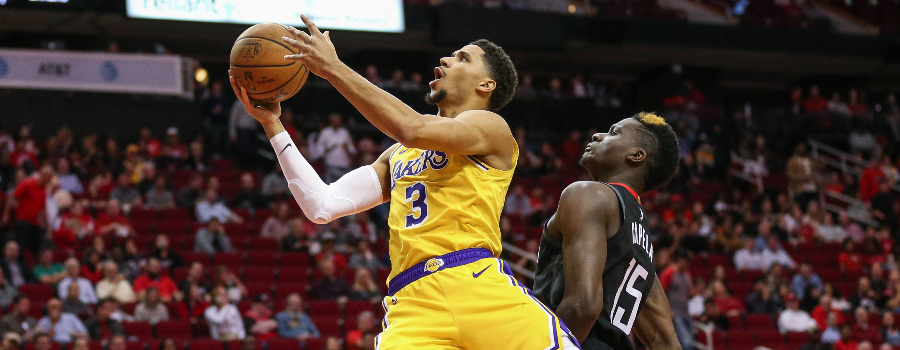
[229,23,309,103]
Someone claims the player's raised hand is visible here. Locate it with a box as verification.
[282,15,341,79]
[229,70,281,126]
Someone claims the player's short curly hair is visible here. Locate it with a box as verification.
[632,112,680,191]
[470,39,518,111]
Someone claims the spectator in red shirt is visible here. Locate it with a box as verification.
[346,311,376,350]
[852,307,882,344]
[12,166,54,256]
[847,89,868,116]
[138,127,161,159]
[176,284,209,324]
[859,157,885,203]
[834,324,859,350]
[812,295,845,329]
[9,139,38,169]
[52,201,94,251]
[133,258,177,302]
[95,200,134,239]
[803,85,829,114]
[838,239,863,272]
[711,280,744,316]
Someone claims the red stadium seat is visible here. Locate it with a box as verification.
[181,252,211,266]
[157,221,188,235]
[130,208,159,221]
[280,252,312,268]
[125,341,144,350]
[265,338,301,350]
[159,208,191,221]
[86,341,104,350]
[243,267,276,284]
[785,332,809,348]
[726,330,756,350]
[279,268,310,284]
[275,283,309,299]
[746,314,775,330]
[156,320,193,341]
[20,284,54,303]
[188,340,221,350]
[122,321,153,340]
[756,330,787,349]
[191,322,212,340]
[246,252,278,268]
[312,315,343,338]
[245,283,274,299]
[307,300,340,317]
[344,301,378,319]
[214,253,244,269]
[304,338,328,350]
[249,237,279,252]
[148,341,183,350]
[173,267,190,282]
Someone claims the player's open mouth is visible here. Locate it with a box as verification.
[429,67,444,87]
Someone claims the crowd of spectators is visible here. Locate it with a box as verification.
[1,59,900,350]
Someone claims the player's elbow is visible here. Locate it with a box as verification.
[305,214,331,225]
[558,296,603,327]
[395,128,425,149]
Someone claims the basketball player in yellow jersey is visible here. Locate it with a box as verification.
[229,14,579,350]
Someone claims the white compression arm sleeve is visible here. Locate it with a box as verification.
[270,131,384,224]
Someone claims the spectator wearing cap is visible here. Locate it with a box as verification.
[36,298,88,343]
[194,218,235,255]
[133,287,169,325]
[244,294,277,342]
[0,242,32,288]
[276,293,319,340]
[778,293,818,334]
[0,296,37,341]
[57,258,98,305]
[133,258,178,302]
[205,288,245,340]
[196,189,243,224]
[792,263,824,297]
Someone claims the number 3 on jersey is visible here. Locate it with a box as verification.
[404,182,428,227]
[610,258,648,335]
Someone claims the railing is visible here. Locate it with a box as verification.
[694,323,715,350]
[808,139,900,193]
[501,242,537,280]
[729,155,765,191]
[822,190,878,226]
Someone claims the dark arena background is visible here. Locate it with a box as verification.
[1,0,900,349]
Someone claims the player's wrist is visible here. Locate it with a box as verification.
[262,121,287,139]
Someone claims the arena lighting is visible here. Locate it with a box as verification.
[195,66,209,86]
[568,4,576,13]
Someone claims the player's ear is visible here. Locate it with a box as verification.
[477,79,496,94]
[628,148,647,164]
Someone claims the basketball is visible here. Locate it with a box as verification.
[229,23,309,103]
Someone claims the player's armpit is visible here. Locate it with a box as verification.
[633,276,682,350]
[553,182,622,342]
[400,110,516,169]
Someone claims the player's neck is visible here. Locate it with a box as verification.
[592,172,644,194]
[436,100,489,118]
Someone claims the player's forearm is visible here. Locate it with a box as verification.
[261,120,287,139]
[555,299,600,342]
[324,63,425,143]
[269,131,384,224]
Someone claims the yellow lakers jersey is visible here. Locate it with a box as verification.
[385,144,517,283]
